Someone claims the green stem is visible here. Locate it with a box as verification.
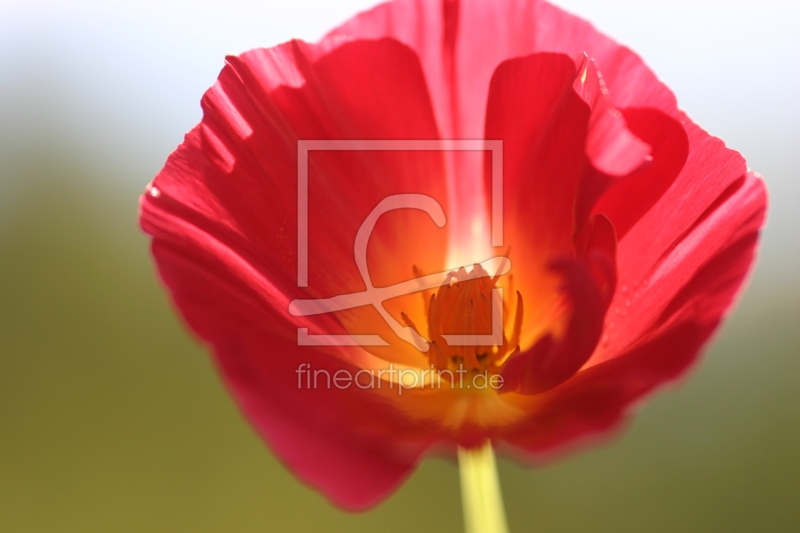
[458,440,509,533]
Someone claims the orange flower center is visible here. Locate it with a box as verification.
[407,262,523,374]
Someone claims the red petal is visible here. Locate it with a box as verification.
[501,321,714,456]
[176,38,449,363]
[500,214,616,394]
[152,240,432,509]
[576,213,618,308]
[325,0,678,135]
[324,0,490,255]
[501,201,763,452]
[592,108,690,240]
[500,257,606,394]
[482,52,631,348]
[325,0,678,252]
[141,38,453,507]
[590,160,767,367]
[572,55,651,179]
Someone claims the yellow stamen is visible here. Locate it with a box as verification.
[425,261,523,373]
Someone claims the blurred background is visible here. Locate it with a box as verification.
[1,0,798,531]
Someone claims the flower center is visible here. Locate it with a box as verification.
[420,262,523,373]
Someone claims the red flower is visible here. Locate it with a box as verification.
[140,0,767,510]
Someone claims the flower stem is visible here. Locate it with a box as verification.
[458,440,509,533]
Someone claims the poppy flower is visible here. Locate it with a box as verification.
[140,0,767,512]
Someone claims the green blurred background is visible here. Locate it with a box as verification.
[1,1,798,531]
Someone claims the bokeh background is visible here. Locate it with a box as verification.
[1,0,798,531]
